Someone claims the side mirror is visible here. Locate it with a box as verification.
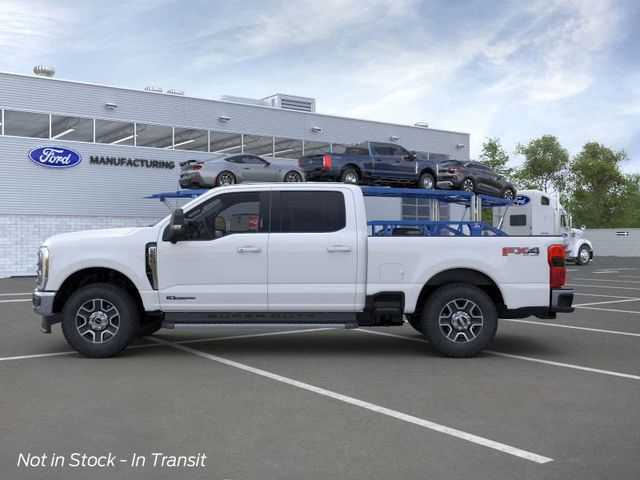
[405,151,416,161]
[169,208,185,244]
[581,225,586,231]
[214,217,226,239]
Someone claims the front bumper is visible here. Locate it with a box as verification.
[32,289,58,333]
[499,287,574,319]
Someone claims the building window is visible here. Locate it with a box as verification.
[304,140,330,156]
[135,123,172,148]
[173,127,208,151]
[273,137,303,159]
[95,119,135,145]
[210,131,243,154]
[244,134,274,156]
[4,110,49,138]
[51,115,93,142]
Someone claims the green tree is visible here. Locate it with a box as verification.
[567,142,631,227]
[514,135,569,192]
[478,137,514,177]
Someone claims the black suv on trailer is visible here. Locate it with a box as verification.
[437,160,516,199]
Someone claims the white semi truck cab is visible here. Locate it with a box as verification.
[33,184,575,358]
[496,189,594,265]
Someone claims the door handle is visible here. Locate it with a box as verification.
[237,246,262,253]
[327,245,352,252]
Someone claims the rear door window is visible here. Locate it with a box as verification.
[276,191,346,233]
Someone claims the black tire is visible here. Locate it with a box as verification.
[61,283,139,358]
[137,317,162,337]
[284,171,303,182]
[421,283,497,358]
[406,314,423,333]
[502,187,515,200]
[340,168,360,184]
[462,178,475,192]
[215,171,236,186]
[576,245,591,265]
[418,172,435,190]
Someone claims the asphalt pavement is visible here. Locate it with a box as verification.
[1,258,639,480]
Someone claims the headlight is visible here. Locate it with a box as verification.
[37,246,49,290]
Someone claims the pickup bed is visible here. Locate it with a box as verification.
[299,141,439,189]
[33,184,574,358]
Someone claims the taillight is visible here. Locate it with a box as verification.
[322,154,331,169]
[192,164,202,170]
[297,159,301,167]
[547,244,566,288]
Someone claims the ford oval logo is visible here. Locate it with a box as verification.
[513,195,530,206]
[28,146,82,168]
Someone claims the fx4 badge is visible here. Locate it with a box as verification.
[502,247,540,256]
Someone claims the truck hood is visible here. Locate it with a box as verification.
[43,226,158,248]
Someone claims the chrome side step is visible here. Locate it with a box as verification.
[162,322,357,329]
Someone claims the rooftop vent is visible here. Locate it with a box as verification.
[144,85,163,93]
[167,88,184,96]
[218,95,270,107]
[262,94,316,113]
[33,65,55,77]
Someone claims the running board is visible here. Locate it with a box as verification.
[162,312,359,329]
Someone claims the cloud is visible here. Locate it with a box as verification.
[0,0,75,64]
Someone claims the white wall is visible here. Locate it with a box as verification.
[584,228,640,257]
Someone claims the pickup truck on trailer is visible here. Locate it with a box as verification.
[33,183,574,358]
[299,141,439,189]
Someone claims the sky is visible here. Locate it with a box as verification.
[1,0,639,171]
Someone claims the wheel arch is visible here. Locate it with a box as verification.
[419,167,436,178]
[414,268,505,315]
[53,267,144,317]
[341,163,362,178]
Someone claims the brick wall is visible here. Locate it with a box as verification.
[0,214,160,277]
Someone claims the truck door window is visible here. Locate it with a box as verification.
[182,192,263,240]
[510,215,527,226]
[541,196,550,205]
[277,191,346,233]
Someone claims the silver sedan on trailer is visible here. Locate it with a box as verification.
[179,154,305,188]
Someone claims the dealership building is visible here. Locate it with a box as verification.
[0,69,470,278]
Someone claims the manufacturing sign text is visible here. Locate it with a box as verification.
[90,156,175,169]
[29,147,82,168]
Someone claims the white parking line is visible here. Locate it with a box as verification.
[0,292,32,296]
[148,336,553,464]
[574,292,639,299]
[354,329,640,381]
[574,278,640,284]
[568,283,640,291]
[500,319,640,337]
[0,299,31,304]
[575,306,640,314]
[0,328,334,362]
[620,275,640,279]
[573,298,640,307]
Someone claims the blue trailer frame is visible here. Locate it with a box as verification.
[145,186,512,237]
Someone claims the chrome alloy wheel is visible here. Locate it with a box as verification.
[75,298,120,343]
[217,172,235,185]
[579,247,590,264]
[285,171,303,182]
[438,298,484,343]
[421,175,434,189]
[343,171,358,184]
[462,178,474,192]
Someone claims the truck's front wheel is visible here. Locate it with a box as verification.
[61,283,139,358]
[421,283,497,358]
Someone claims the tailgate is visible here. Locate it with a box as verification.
[298,154,325,172]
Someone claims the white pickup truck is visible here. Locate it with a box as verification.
[33,183,574,358]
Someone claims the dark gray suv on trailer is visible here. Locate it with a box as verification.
[437,160,516,199]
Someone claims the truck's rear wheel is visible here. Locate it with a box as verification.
[421,283,497,357]
[340,168,359,184]
[61,283,138,358]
